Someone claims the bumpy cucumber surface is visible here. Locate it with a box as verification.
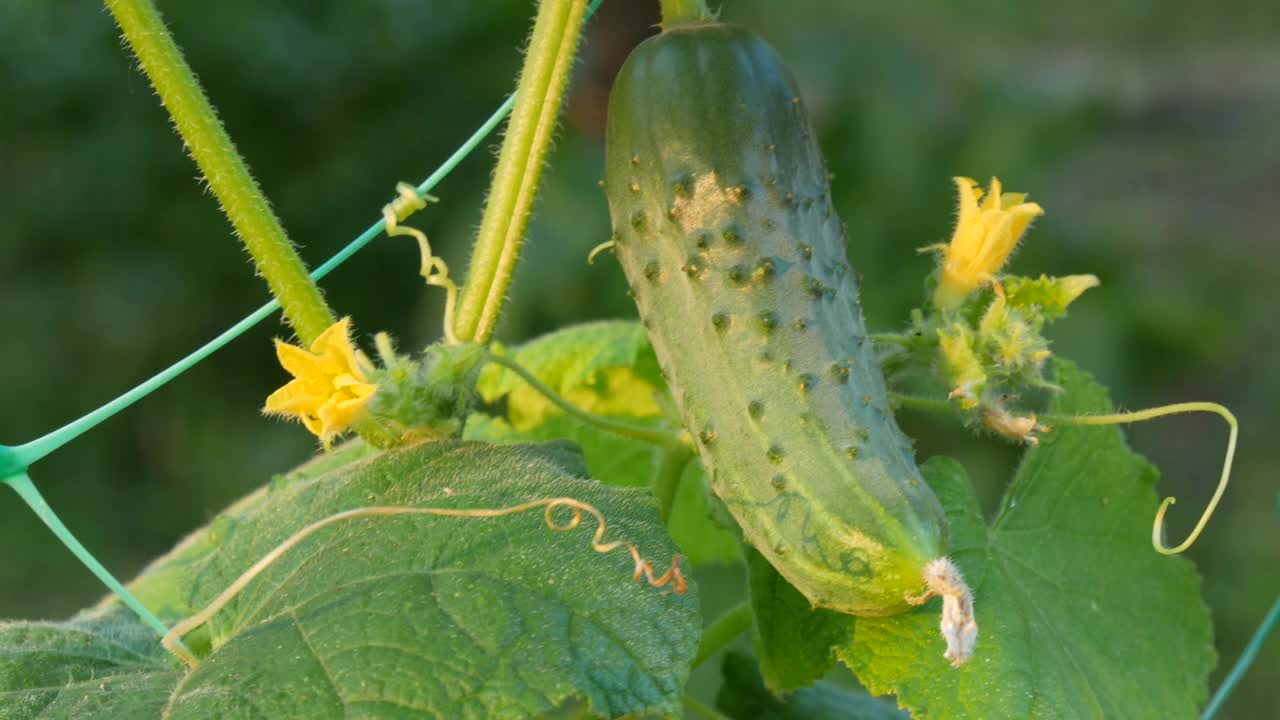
[605,23,948,616]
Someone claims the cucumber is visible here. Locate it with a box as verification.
[604,22,961,629]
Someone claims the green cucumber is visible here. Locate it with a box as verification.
[604,20,967,641]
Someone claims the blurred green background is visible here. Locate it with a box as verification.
[1,0,1275,716]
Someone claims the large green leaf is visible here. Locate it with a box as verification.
[745,548,852,693]
[838,360,1214,718]
[467,321,740,568]
[467,413,659,490]
[118,439,381,624]
[0,609,179,719]
[5,441,700,719]
[715,651,907,720]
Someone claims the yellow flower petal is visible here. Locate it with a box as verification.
[981,177,1003,210]
[1005,203,1043,247]
[955,177,981,229]
[299,414,326,439]
[263,380,326,415]
[274,340,324,379]
[933,177,1045,310]
[311,318,361,371]
[262,317,378,446]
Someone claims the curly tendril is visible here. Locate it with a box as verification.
[586,239,616,265]
[161,497,686,667]
[1045,401,1238,555]
[382,182,460,343]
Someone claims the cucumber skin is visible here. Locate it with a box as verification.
[605,24,947,615]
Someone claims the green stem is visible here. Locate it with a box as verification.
[660,0,712,26]
[653,445,695,524]
[889,392,957,415]
[453,0,590,344]
[4,473,193,660]
[104,0,334,345]
[483,353,680,448]
[693,601,754,669]
[1203,595,1280,719]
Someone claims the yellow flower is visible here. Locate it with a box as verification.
[932,177,1044,310]
[263,318,378,447]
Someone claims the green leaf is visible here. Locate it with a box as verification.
[467,321,668,491]
[0,609,179,720]
[467,412,659,489]
[715,651,907,720]
[467,321,740,567]
[117,439,381,624]
[1001,274,1099,320]
[746,547,852,693]
[27,440,699,719]
[667,460,743,568]
[838,360,1214,719]
[476,320,664,429]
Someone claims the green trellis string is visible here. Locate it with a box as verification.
[0,0,605,643]
[1201,594,1280,719]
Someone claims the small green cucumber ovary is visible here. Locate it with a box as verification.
[604,21,976,664]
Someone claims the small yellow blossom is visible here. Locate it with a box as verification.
[932,177,1044,310]
[263,318,378,448]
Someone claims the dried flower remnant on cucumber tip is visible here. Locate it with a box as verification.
[264,317,379,449]
[906,557,978,667]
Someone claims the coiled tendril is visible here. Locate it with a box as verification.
[382,182,459,343]
[162,496,686,667]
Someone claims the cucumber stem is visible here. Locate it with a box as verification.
[660,0,712,26]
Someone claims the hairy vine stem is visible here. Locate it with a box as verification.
[453,0,591,344]
[104,0,335,345]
